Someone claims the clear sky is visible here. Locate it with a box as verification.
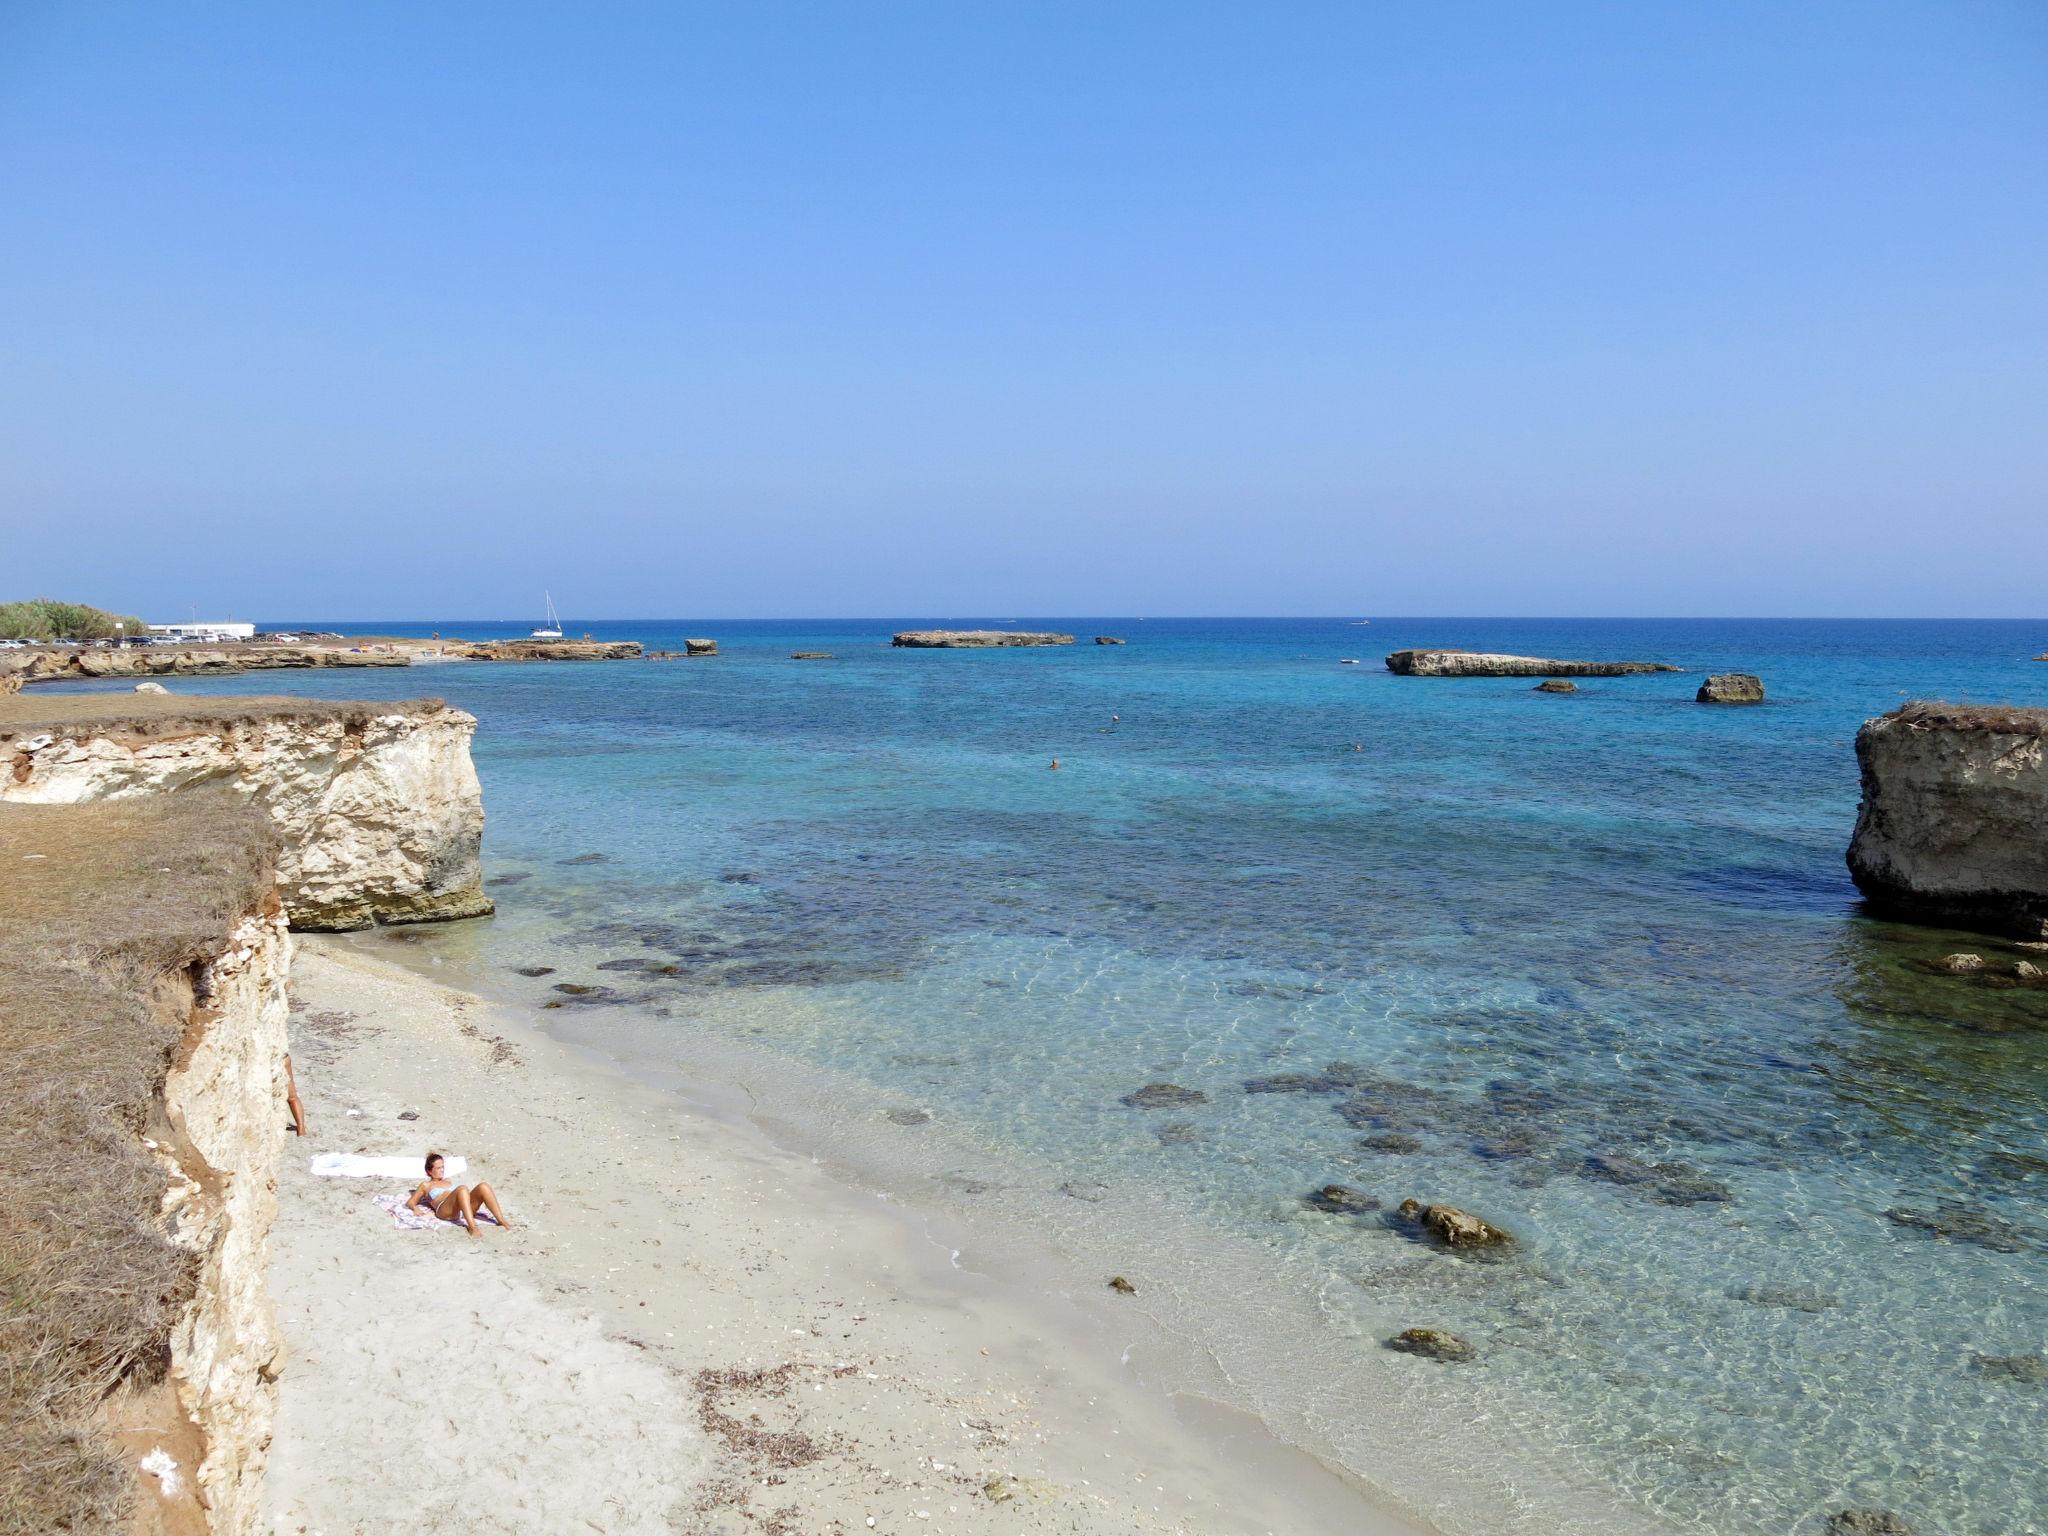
[2,2,2043,620]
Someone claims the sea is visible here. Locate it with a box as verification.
[84,617,2048,1535]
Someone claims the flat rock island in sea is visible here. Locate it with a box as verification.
[1386,648,1680,677]
[892,630,1076,648]
[1847,701,2048,938]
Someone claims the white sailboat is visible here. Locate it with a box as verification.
[531,592,564,640]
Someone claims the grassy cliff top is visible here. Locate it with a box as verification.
[0,793,279,1532]
[0,691,449,739]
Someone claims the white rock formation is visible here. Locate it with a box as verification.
[157,903,295,1534]
[1385,648,1679,677]
[1,703,493,929]
[1848,701,2048,938]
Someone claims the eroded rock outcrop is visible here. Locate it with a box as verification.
[4,645,410,685]
[1847,702,2048,939]
[158,903,293,1533]
[1387,649,1679,677]
[1697,672,1765,703]
[452,639,644,662]
[0,697,492,930]
[893,630,1075,648]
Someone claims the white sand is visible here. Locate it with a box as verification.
[264,941,1431,1535]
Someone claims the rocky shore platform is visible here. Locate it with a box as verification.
[1386,648,1680,677]
[0,636,643,691]
[892,629,1076,647]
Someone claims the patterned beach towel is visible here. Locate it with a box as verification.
[374,1192,463,1231]
[372,1192,510,1232]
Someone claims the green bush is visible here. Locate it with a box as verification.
[0,599,149,641]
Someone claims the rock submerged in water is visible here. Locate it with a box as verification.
[1697,672,1765,703]
[1384,1327,1476,1363]
[1970,1352,2047,1384]
[1846,701,2048,939]
[1243,1071,1347,1095]
[1305,1184,1382,1215]
[1121,1082,1208,1108]
[1107,1275,1137,1294]
[513,964,556,977]
[1397,1198,1514,1249]
[1725,1283,1839,1313]
[1579,1152,1732,1206]
[790,651,833,660]
[1360,1132,1424,1154]
[1094,635,1126,645]
[884,1107,931,1126]
[1386,648,1679,678]
[559,851,608,866]
[1827,1511,1914,1536]
[1884,1200,2041,1253]
[1533,679,1577,693]
[1934,952,1986,973]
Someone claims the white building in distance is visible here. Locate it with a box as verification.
[147,622,256,642]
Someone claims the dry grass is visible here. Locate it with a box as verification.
[1889,700,2048,737]
[0,793,276,1534]
[0,692,444,741]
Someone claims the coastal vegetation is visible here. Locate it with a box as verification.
[0,597,148,640]
[0,793,277,1533]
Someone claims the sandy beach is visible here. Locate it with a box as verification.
[264,940,1427,1536]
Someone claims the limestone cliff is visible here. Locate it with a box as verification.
[154,903,294,1534]
[1848,701,2048,938]
[0,696,492,930]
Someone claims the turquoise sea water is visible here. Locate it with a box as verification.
[120,618,2047,1534]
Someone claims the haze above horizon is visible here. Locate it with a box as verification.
[3,3,2044,620]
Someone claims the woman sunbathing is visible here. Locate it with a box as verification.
[405,1151,512,1237]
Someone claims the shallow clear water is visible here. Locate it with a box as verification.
[133,618,2048,1533]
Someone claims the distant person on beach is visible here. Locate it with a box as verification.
[284,1054,306,1136]
[405,1152,512,1237]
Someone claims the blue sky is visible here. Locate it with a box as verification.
[2,2,2043,619]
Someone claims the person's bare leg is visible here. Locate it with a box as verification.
[471,1181,512,1229]
[436,1187,480,1236]
[284,1054,307,1136]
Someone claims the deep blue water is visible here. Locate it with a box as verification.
[134,619,2048,1534]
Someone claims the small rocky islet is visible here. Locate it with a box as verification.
[1386,647,1680,677]
[891,629,1075,648]
[1697,672,1765,703]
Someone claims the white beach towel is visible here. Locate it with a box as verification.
[311,1153,466,1179]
